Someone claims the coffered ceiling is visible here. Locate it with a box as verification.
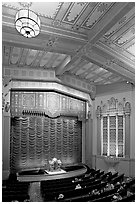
[2,2,135,87]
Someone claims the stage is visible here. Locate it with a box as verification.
[17,164,87,182]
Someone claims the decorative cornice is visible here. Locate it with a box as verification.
[3,67,96,98]
[57,73,96,99]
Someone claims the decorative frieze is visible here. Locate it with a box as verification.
[11,91,86,119]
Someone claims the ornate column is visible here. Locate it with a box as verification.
[125,102,131,158]
[84,89,96,167]
[2,77,11,179]
[96,106,102,155]
[82,121,86,163]
[84,99,93,167]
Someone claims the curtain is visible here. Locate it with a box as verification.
[10,116,82,172]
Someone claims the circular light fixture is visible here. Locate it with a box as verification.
[15,9,41,38]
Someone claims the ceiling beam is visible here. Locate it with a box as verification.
[95,42,135,69]
[90,45,134,73]
[83,53,135,84]
[2,14,87,43]
[96,81,134,96]
[55,56,71,75]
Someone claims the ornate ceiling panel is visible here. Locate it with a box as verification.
[67,59,125,85]
[2,2,135,88]
[82,2,113,29]
[3,45,69,70]
[2,2,63,19]
[98,6,135,62]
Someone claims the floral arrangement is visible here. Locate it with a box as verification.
[49,158,62,171]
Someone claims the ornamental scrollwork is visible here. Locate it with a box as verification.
[96,97,131,116]
[125,102,131,115]
[96,105,102,118]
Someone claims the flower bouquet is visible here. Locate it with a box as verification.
[49,158,62,172]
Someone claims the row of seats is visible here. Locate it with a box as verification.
[41,169,101,190]
[2,176,30,202]
[41,169,112,201]
[2,167,135,202]
[40,167,135,202]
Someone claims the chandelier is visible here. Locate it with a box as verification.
[15,7,41,38]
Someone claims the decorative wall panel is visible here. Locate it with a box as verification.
[10,116,82,172]
[10,91,86,119]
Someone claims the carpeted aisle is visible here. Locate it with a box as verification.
[28,182,43,202]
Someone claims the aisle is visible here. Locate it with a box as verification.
[28,182,43,202]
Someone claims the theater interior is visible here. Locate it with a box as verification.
[2,2,135,202]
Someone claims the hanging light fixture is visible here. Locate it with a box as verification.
[15,6,41,38]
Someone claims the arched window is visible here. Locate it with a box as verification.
[96,97,131,158]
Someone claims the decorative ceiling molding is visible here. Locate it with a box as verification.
[82,2,113,29]
[58,2,134,76]
[63,2,87,24]
[104,7,134,39]
[93,42,135,69]
[115,26,135,46]
[126,43,135,55]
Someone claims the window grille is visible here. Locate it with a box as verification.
[96,97,131,158]
[102,115,124,157]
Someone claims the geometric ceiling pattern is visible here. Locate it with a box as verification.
[2,2,135,86]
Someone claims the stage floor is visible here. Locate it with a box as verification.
[17,164,87,182]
